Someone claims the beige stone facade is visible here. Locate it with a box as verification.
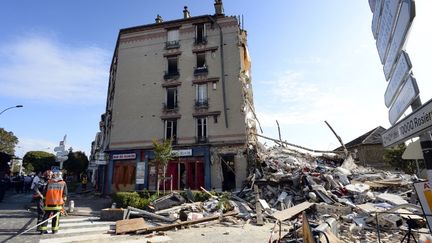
[95,5,257,193]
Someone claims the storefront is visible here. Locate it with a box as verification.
[106,146,211,193]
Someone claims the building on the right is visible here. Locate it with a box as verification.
[334,126,389,169]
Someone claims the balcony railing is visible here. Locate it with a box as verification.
[165,40,180,49]
[195,36,207,45]
[196,136,208,143]
[164,70,180,80]
[163,102,179,112]
[194,66,208,76]
[194,99,209,109]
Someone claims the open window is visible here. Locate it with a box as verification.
[164,119,177,142]
[165,87,178,110]
[165,57,179,79]
[194,52,208,75]
[195,23,207,44]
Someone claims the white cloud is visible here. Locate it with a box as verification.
[0,34,110,104]
[16,138,58,158]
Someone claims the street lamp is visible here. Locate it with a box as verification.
[0,105,23,116]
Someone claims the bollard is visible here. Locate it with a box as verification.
[68,200,74,213]
[111,202,116,209]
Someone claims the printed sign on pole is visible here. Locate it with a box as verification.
[414,181,432,232]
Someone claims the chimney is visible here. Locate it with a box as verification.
[214,0,224,15]
[155,14,163,23]
[183,6,191,19]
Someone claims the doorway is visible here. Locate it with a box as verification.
[221,155,236,191]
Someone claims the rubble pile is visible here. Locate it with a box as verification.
[113,145,431,242]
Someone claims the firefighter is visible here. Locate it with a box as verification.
[40,170,68,234]
[33,170,52,233]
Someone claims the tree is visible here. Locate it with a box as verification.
[23,151,56,173]
[63,151,89,176]
[152,139,173,195]
[383,143,416,174]
[0,128,19,155]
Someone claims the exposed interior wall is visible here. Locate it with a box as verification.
[210,145,246,191]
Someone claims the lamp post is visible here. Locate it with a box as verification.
[0,105,23,116]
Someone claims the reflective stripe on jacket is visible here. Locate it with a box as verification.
[44,180,66,206]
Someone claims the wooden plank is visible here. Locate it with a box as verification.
[136,211,238,234]
[116,218,148,234]
[272,201,314,221]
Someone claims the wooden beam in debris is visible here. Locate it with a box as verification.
[116,218,148,235]
[254,133,344,154]
[272,201,314,221]
[127,206,176,223]
[324,120,349,157]
[136,211,238,234]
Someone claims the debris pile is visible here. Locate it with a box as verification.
[112,145,431,242]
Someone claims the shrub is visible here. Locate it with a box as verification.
[112,192,148,209]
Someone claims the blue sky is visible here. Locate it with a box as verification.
[1,0,431,158]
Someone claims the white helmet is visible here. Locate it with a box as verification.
[53,171,63,181]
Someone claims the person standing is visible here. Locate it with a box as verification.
[33,170,51,233]
[40,170,67,234]
[81,173,88,191]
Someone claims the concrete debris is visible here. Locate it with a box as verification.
[115,143,429,242]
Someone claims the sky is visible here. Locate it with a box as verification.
[0,0,431,158]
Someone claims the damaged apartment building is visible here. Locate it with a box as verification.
[89,1,257,194]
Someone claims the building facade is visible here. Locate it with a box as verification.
[90,1,257,193]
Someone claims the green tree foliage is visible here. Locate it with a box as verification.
[0,128,19,155]
[152,139,173,195]
[383,143,416,174]
[63,151,89,176]
[23,151,56,173]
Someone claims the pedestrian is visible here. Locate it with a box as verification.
[81,173,88,191]
[33,170,52,233]
[40,170,67,234]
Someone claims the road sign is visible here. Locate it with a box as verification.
[376,0,401,64]
[382,97,432,147]
[388,75,419,125]
[383,0,415,80]
[371,0,383,39]
[384,51,412,107]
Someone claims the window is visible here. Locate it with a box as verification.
[194,52,208,75]
[165,57,179,80]
[165,119,177,141]
[168,58,178,74]
[197,53,206,68]
[195,84,208,107]
[195,23,206,44]
[166,29,180,49]
[197,117,207,143]
[166,87,178,110]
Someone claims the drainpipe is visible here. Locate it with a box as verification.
[208,15,229,128]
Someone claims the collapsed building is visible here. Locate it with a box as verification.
[89,0,257,194]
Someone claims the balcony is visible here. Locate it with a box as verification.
[165,40,180,49]
[163,102,179,112]
[196,136,208,143]
[195,36,207,45]
[194,66,208,76]
[194,99,209,109]
[164,70,180,80]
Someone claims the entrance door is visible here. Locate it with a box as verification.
[112,161,136,192]
[221,155,236,191]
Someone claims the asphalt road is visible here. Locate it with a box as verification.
[0,191,41,243]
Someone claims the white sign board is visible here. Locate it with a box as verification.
[384,51,412,107]
[376,0,401,64]
[171,149,192,157]
[95,160,108,165]
[113,153,136,160]
[388,75,419,125]
[136,162,145,185]
[414,181,432,232]
[383,0,415,80]
[371,0,383,39]
[382,97,432,147]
